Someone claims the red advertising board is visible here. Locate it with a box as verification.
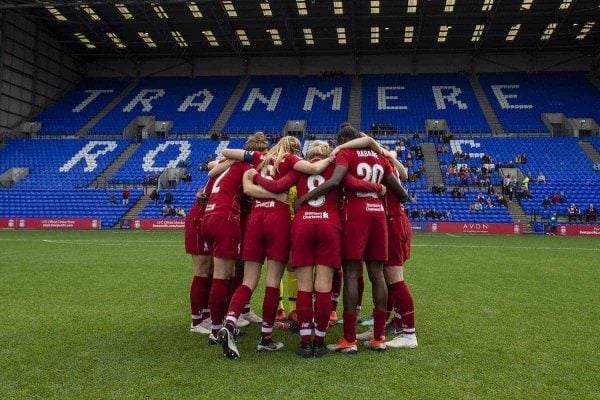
[15,218,101,230]
[428,222,522,235]
[557,224,600,236]
[0,218,16,229]
[132,219,185,230]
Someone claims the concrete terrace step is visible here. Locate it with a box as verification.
[469,73,505,135]
[88,142,141,188]
[209,77,249,135]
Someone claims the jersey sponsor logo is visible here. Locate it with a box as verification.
[366,203,384,212]
[255,200,275,208]
[302,211,329,220]
[206,204,216,211]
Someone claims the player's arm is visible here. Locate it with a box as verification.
[253,170,299,193]
[343,173,386,196]
[382,174,409,203]
[384,149,408,181]
[331,135,383,156]
[221,149,246,161]
[292,157,332,175]
[294,164,348,210]
[243,170,288,203]
[207,159,235,178]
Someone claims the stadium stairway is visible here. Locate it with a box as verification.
[77,79,139,137]
[579,141,600,163]
[209,77,249,135]
[421,142,444,190]
[88,142,141,188]
[469,74,505,135]
[118,195,151,226]
[507,201,534,233]
[347,75,362,128]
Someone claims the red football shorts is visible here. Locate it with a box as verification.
[385,212,412,267]
[242,208,291,263]
[185,203,210,256]
[201,214,241,259]
[341,216,388,262]
[291,222,342,269]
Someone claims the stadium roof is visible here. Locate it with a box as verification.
[2,0,599,59]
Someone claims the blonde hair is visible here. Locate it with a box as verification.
[244,132,269,152]
[260,136,301,174]
[306,140,331,160]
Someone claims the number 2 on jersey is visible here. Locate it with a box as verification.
[356,162,384,198]
[211,167,230,193]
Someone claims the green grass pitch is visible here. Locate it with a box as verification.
[1,230,599,399]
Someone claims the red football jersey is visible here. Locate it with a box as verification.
[336,148,394,219]
[250,151,302,211]
[197,175,216,217]
[204,161,250,218]
[384,168,404,216]
[295,161,341,229]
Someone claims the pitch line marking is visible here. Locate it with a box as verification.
[445,233,461,238]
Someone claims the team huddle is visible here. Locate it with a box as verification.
[185,125,417,359]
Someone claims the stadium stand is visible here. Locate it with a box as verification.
[33,78,130,135]
[0,139,131,188]
[88,77,239,135]
[478,72,600,133]
[0,188,142,229]
[361,74,490,134]
[224,75,351,134]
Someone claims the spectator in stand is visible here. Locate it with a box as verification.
[486,183,495,195]
[477,191,485,203]
[567,204,578,222]
[150,189,160,205]
[446,165,456,177]
[176,208,186,217]
[548,214,558,235]
[451,187,460,198]
[522,174,530,190]
[482,154,492,164]
[410,209,419,219]
[551,192,560,204]
[409,193,418,203]
[537,172,546,184]
[474,201,483,211]
[507,186,514,202]
[162,205,169,217]
[109,194,117,204]
[485,197,493,208]
[593,163,600,172]
[559,192,567,203]
[458,187,466,198]
[496,192,507,207]
[502,175,511,195]
[586,204,597,222]
[122,188,130,205]
[521,154,528,164]
[472,174,480,187]
[164,192,174,205]
[168,206,177,217]
[519,186,531,200]
[542,196,551,208]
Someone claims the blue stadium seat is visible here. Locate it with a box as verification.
[478,72,600,133]
[361,74,490,134]
[33,78,130,135]
[224,75,351,134]
[89,77,239,135]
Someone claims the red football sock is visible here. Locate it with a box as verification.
[395,281,415,334]
[388,281,403,327]
[343,311,357,342]
[261,286,280,339]
[229,273,243,302]
[209,278,230,336]
[296,290,313,344]
[314,291,332,342]
[190,276,211,326]
[386,286,395,322]
[225,284,252,327]
[373,307,387,340]
[331,271,342,312]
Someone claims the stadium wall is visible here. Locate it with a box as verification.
[0,10,82,131]
[85,52,591,78]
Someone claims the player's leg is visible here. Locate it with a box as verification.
[313,265,334,357]
[364,260,388,351]
[286,266,298,322]
[327,260,361,353]
[189,254,212,334]
[209,258,235,341]
[330,269,342,325]
[384,266,417,349]
[258,259,286,352]
[294,265,315,358]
